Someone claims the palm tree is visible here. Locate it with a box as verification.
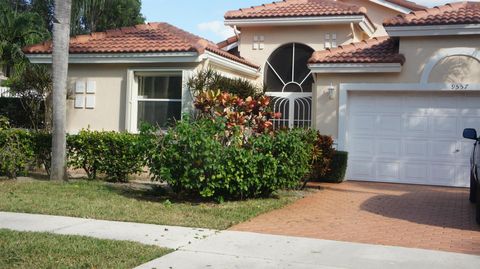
[0,3,47,78]
[50,0,72,181]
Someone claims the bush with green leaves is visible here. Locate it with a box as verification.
[31,131,52,175]
[68,130,145,182]
[0,116,10,130]
[317,151,349,183]
[148,118,315,200]
[0,129,34,178]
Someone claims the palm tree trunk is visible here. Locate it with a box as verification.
[51,0,72,181]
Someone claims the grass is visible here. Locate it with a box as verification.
[0,179,305,229]
[0,229,171,269]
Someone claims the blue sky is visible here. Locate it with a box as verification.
[141,0,460,42]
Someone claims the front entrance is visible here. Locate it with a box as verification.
[265,43,314,129]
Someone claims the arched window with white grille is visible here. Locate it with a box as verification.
[265,43,314,128]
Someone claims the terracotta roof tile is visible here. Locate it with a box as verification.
[309,37,405,64]
[383,0,426,11]
[384,1,480,26]
[23,22,259,69]
[224,0,367,20]
[217,36,239,49]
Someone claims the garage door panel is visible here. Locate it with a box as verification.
[347,91,479,187]
[404,163,429,181]
[376,162,400,180]
[378,115,402,133]
[376,138,401,157]
[404,140,429,159]
[404,116,429,135]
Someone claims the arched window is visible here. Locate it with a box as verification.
[265,43,314,92]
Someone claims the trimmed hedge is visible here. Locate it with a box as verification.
[0,129,34,178]
[317,151,348,183]
[68,130,146,182]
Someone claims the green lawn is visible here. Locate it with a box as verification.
[0,180,305,229]
[0,229,170,269]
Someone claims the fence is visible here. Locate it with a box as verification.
[0,87,18,98]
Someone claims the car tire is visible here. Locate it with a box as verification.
[471,170,477,203]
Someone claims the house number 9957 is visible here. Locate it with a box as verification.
[451,84,469,90]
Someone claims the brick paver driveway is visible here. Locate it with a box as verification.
[231,181,480,255]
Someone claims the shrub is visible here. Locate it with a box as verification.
[0,129,34,178]
[31,131,52,175]
[317,151,349,183]
[149,118,315,200]
[194,90,280,137]
[188,68,261,98]
[0,116,10,130]
[311,133,335,178]
[253,129,317,189]
[68,130,145,182]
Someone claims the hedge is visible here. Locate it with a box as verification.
[316,151,349,183]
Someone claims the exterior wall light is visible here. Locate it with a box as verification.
[328,83,336,100]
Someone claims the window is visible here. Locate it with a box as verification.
[136,73,182,128]
[325,33,337,49]
[265,43,314,92]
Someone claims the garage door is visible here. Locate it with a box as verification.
[347,91,480,187]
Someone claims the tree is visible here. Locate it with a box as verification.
[0,3,48,77]
[70,0,145,35]
[6,64,53,131]
[50,0,72,181]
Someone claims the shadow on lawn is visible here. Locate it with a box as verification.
[104,182,284,205]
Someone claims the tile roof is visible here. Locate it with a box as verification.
[309,36,405,64]
[23,22,259,69]
[383,0,426,11]
[217,36,239,49]
[384,1,480,27]
[224,0,367,20]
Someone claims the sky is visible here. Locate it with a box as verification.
[141,0,465,42]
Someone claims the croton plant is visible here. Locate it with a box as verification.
[194,90,281,135]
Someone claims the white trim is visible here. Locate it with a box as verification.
[359,17,376,37]
[369,0,412,14]
[309,63,402,73]
[202,51,260,77]
[125,68,194,133]
[225,15,366,27]
[385,24,480,37]
[221,42,238,52]
[27,52,200,64]
[337,83,480,151]
[420,48,480,84]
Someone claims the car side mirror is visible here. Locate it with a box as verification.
[463,128,478,140]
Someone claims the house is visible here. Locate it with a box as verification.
[23,0,480,188]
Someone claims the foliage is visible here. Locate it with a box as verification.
[31,131,52,175]
[311,133,335,178]
[0,3,49,78]
[188,69,262,99]
[149,118,314,200]
[317,151,349,183]
[70,0,145,35]
[0,116,10,131]
[253,129,317,189]
[0,129,34,178]
[194,90,280,137]
[5,64,52,130]
[67,130,145,182]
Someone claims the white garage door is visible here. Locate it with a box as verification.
[347,91,480,187]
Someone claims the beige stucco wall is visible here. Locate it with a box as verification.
[313,35,480,138]
[238,24,356,85]
[66,62,200,133]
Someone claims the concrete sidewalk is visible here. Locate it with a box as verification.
[0,212,216,249]
[1,212,479,269]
